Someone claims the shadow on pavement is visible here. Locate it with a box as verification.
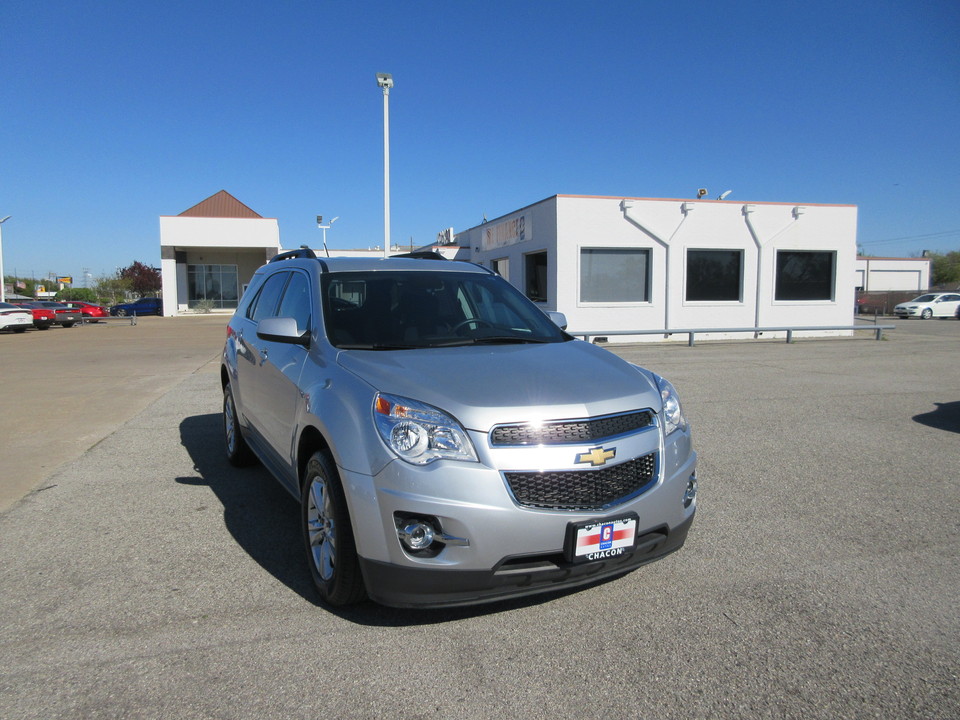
[913,401,960,434]
[176,412,608,626]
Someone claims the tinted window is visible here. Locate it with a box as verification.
[686,249,742,302]
[276,271,312,333]
[775,251,835,301]
[322,270,567,349]
[247,272,289,322]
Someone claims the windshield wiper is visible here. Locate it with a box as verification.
[336,343,423,350]
[460,336,551,345]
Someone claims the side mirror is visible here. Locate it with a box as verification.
[546,311,568,330]
[257,316,310,347]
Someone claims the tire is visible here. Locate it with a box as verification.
[62,322,75,328]
[13,327,27,333]
[37,325,50,330]
[302,451,366,606]
[116,309,127,317]
[223,383,257,467]
[920,308,932,319]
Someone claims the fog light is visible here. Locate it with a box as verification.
[398,521,436,551]
[683,475,698,508]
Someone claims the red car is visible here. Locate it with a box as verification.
[33,301,81,327]
[13,302,57,330]
[63,300,110,321]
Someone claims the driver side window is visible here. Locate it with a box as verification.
[247,272,289,323]
[276,272,312,333]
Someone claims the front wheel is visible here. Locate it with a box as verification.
[302,451,366,606]
[223,383,257,467]
[921,308,932,319]
[116,309,127,317]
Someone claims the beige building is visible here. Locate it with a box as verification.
[159,191,280,316]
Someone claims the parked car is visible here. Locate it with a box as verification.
[0,302,34,333]
[893,293,960,319]
[62,300,109,321]
[110,297,162,316]
[221,250,697,608]
[12,302,56,330]
[33,301,81,327]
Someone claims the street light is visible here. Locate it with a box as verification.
[0,215,10,302]
[316,215,339,257]
[376,72,393,258]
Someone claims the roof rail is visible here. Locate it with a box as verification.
[390,250,448,260]
[270,246,318,263]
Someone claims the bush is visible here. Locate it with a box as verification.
[193,299,215,314]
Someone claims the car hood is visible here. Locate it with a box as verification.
[336,339,661,431]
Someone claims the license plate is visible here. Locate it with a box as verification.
[564,513,638,564]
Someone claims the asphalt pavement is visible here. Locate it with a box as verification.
[1,316,957,719]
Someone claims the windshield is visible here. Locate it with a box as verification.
[911,294,937,302]
[322,270,569,349]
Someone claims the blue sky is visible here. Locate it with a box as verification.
[2,0,958,284]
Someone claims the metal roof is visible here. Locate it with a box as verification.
[178,190,263,218]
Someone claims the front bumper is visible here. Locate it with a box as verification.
[337,427,697,608]
[359,512,694,608]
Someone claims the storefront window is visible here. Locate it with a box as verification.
[187,264,240,309]
[686,249,743,302]
[580,248,650,303]
[775,251,835,301]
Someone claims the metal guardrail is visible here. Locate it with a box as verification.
[571,324,896,346]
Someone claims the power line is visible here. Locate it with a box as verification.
[860,229,960,246]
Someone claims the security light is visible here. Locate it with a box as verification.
[376,73,393,89]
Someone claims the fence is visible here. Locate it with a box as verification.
[570,324,896,346]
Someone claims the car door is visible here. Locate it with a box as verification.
[253,269,314,469]
[936,294,960,317]
[233,271,290,444]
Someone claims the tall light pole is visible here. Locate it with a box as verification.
[0,216,10,302]
[376,73,393,258]
[316,215,339,257]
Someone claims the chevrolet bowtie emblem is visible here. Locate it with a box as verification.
[576,446,616,467]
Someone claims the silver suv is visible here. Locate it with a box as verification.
[221,250,697,608]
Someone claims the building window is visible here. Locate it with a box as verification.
[187,264,240,309]
[580,248,650,303]
[525,252,548,302]
[775,251,836,301]
[686,249,743,302]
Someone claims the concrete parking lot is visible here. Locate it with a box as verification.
[1,317,957,718]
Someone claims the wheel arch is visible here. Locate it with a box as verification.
[297,425,332,490]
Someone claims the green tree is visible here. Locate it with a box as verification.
[930,251,960,286]
[95,275,133,305]
[57,287,98,302]
[118,261,161,297]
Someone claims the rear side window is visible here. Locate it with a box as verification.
[247,272,289,322]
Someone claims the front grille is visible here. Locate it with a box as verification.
[504,453,657,510]
[491,410,654,446]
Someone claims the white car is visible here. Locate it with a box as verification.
[0,302,34,333]
[893,293,960,319]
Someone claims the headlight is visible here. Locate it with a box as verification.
[374,393,478,465]
[655,375,688,435]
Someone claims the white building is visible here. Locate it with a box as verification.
[157,191,868,340]
[159,191,280,316]
[456,195,859,340]
[855,256,930,292]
